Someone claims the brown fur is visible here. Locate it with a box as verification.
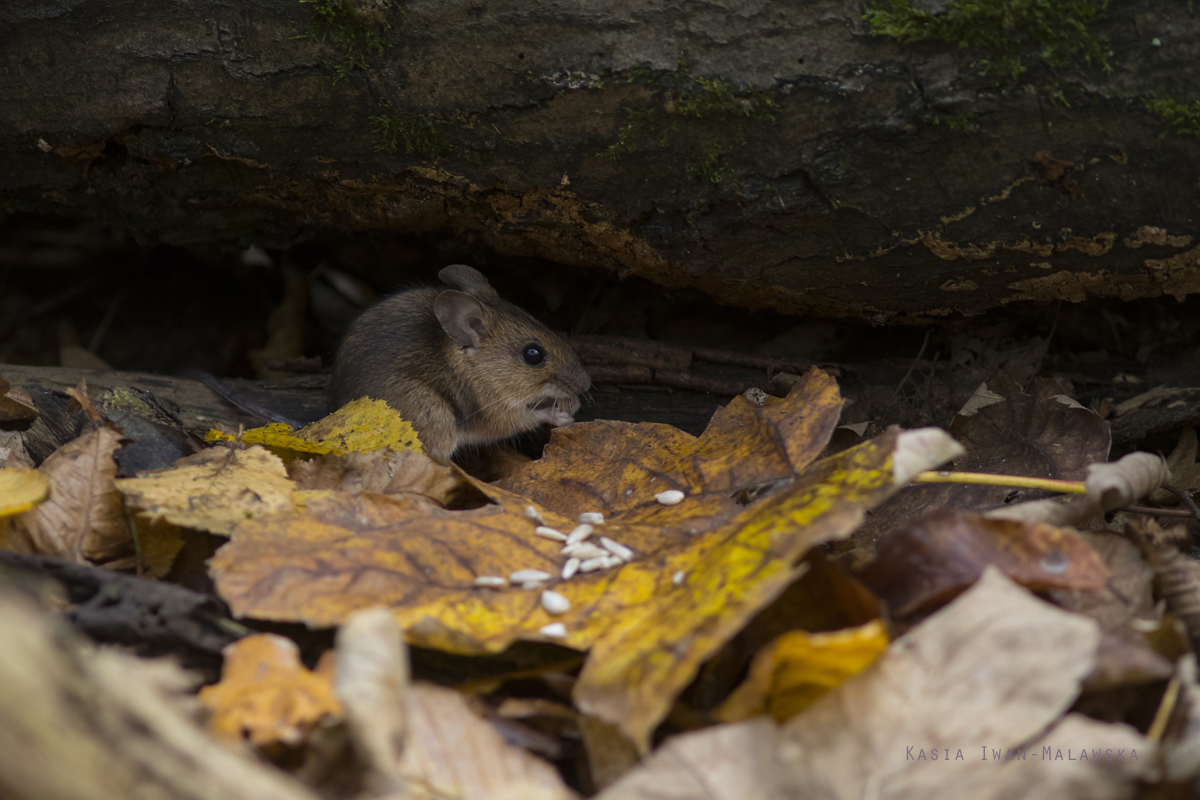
[329,266,591,460]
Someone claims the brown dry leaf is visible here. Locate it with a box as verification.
[595,717,794,800]
[0,374,38,423]
[1050,529,1175,690]
[288,448,466,506]
[338,611,576,797]
[101,516,187,578]
[713,620,889,724]
[578,715,639,792]
[778,568,1101,799]
[115,445,298,535]
[854,510,1109,616]
[887,714,1152,800]
[11,426,129,562]
[855,375,1110,552]
[198,633,343,749]
[498,367,845,529]
[211,425,963,749]
[400,682,578,800]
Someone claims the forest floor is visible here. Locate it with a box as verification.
[2,212,1200,799]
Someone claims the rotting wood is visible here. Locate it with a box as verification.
[3,1,1199,320]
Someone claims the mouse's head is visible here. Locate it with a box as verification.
[434,265,591,440]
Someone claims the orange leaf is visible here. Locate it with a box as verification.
[198,633,343,749]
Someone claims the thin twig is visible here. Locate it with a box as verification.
[1024,300,1061,391]
[884,328,932,421]
[1122,505,1196,519]
[913,470,1086,494]
[1162,483,1200,525]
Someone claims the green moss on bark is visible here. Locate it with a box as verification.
[1144,97,1200,140]
[863,0,1110,81]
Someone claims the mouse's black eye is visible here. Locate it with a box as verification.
[521,343,546,366]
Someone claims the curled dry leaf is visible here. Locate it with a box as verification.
[115,445,298,536]
[1127,517,1200,655]
[779,568,1101,799]
[713,619,889,724]
[986,451,1168,526]
[198,633,343,749]
[595,718,793,800]
[854,510,1109,616]
[11,426,129,563]
[0,467,49,517]
[205,397,423,457]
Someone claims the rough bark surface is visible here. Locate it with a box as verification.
[3,0,1199,320]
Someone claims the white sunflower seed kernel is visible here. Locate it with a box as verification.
[600,555,622,569]
[579,556,608,573]
[566,523,595,545]
[510,569,552,583]
[540,622,568,638]
[521,580,546,590]
[524,505,545,523]
[578,512,605,525]
[541,590,571,614]
[655,489,685,505]
[599,536,634,561]
[474,576,508,588]
[673,570,686,585]
[534,526,568,541]
[562,557,581,580]
[565,543,607,560]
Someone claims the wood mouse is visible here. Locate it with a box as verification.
[329,265,591,461]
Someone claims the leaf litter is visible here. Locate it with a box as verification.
[4,356,1200,799]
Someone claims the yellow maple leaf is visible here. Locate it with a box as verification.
[205,397,423,457]
[713,620,890,724]
[116,445,298,536]
[0,467,48,517]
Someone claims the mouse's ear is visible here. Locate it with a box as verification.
[434,290,488,348]
[438,265,499,300]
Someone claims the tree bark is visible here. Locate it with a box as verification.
[3,0,1199,321]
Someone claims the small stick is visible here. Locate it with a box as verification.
[1122,505,1195,519]
[913,471,1087,494]
[1163,483,1200,525]
[1147,674,1181,745]
[883,328,932,420]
